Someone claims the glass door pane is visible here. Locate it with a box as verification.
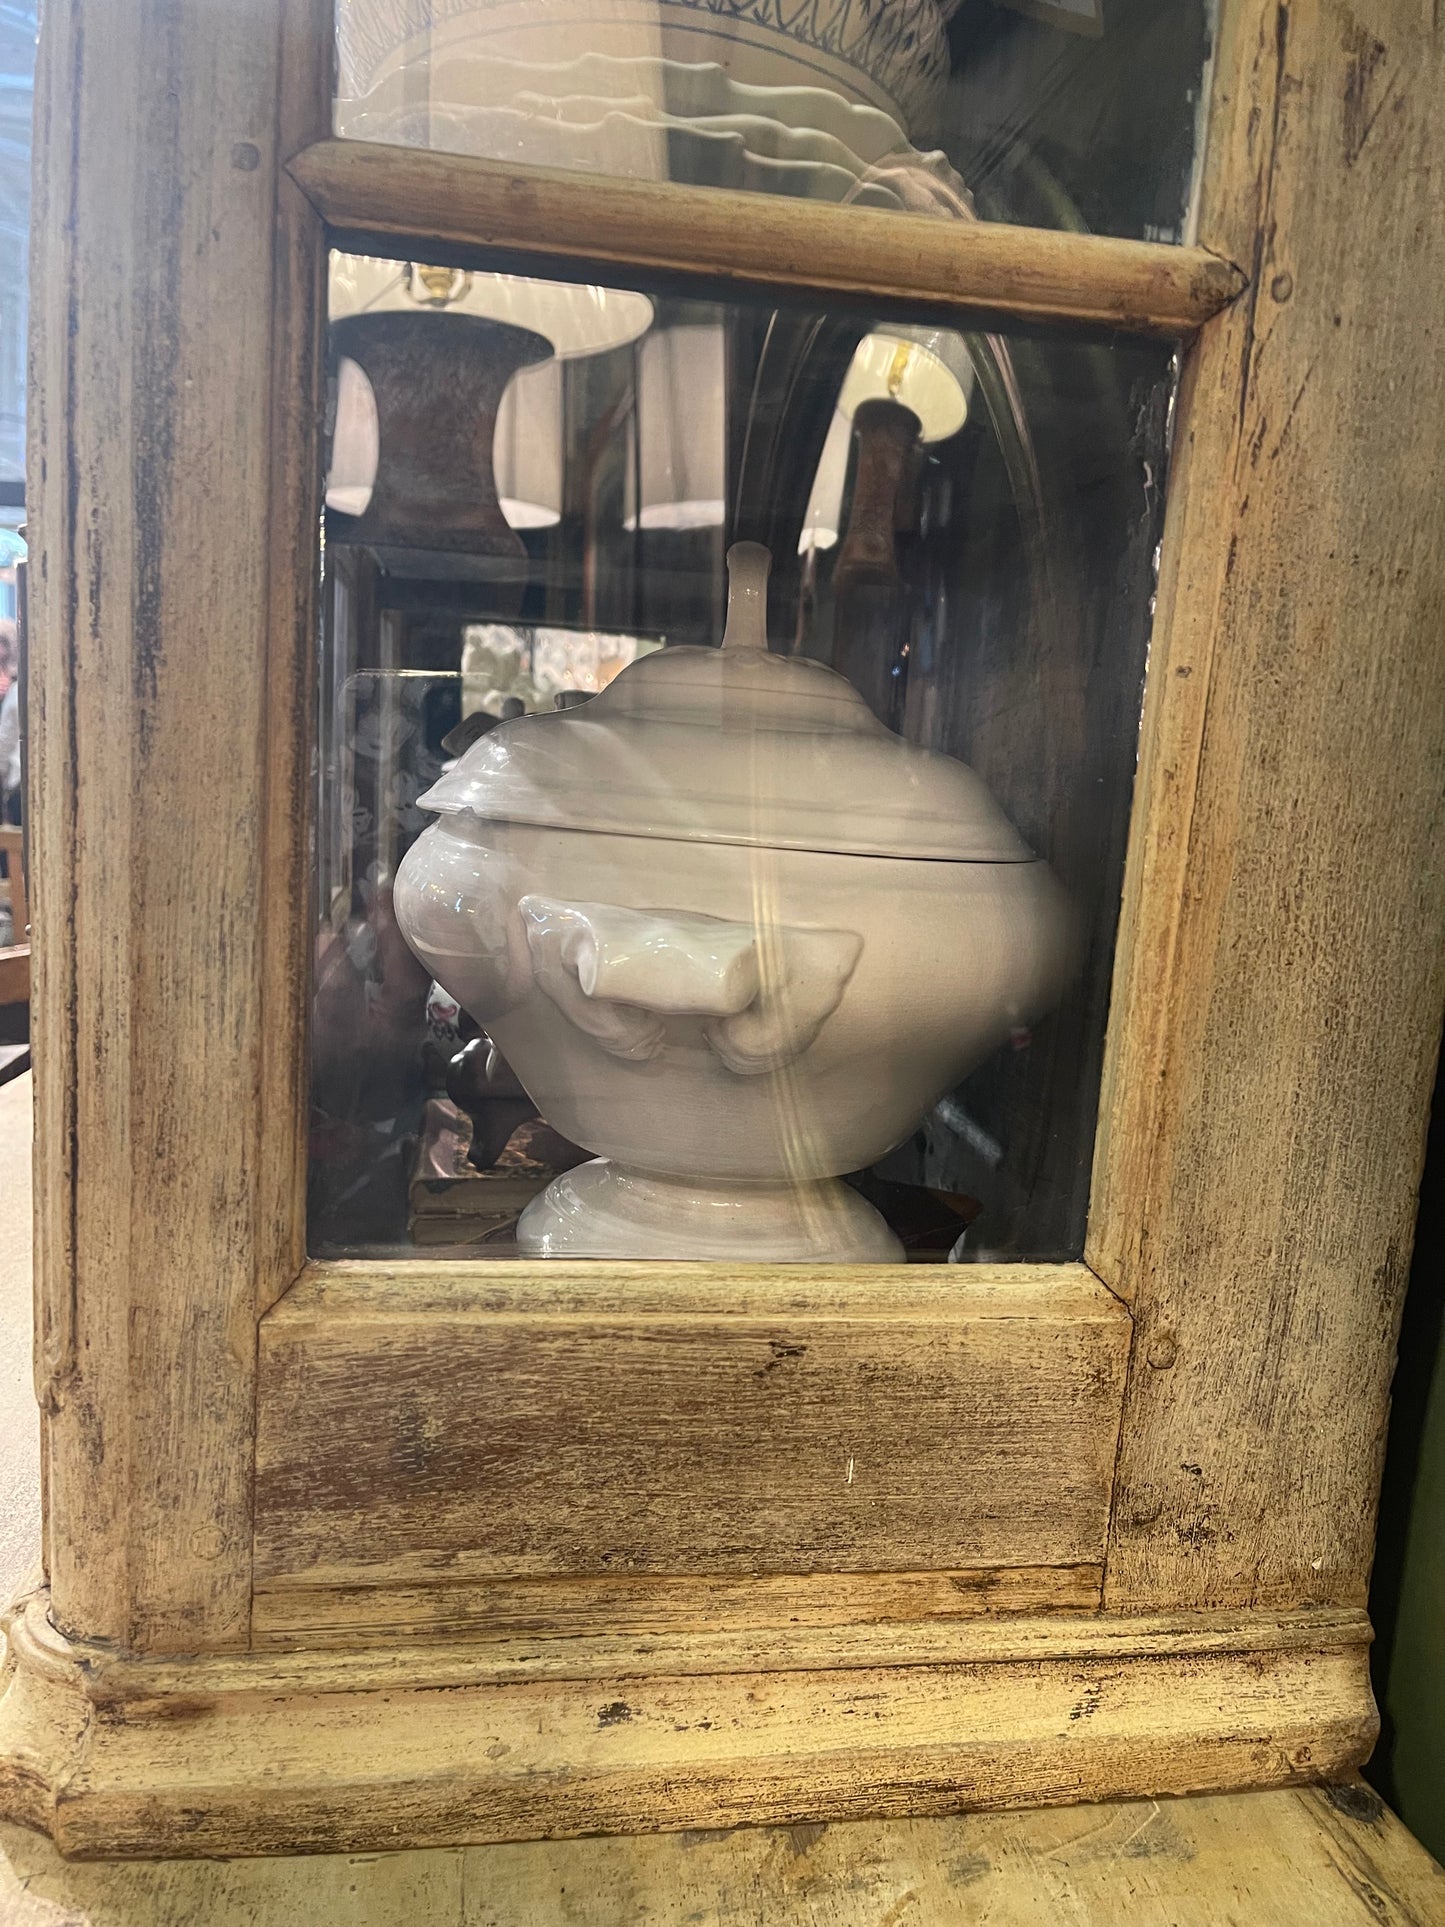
[308,251,1172,1263]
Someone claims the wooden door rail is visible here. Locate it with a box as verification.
[288,138,1245,339]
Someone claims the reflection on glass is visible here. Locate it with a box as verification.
[493,359,564,530]
[334,0,1211,241]
[332,343,567,533]
[462,623,662,713]
[311,253,1172,1263]
[801,328,974,554]
[624,323,727,533]
[325,254,653,576]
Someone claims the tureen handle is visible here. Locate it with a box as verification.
[518,896,861,1074]
[704,923,862,1076]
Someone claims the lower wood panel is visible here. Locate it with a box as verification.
[254,1263,1130,1589]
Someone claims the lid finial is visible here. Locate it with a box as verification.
[721,542,772,654]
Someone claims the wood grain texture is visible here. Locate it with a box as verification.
[251,1565,1105,1649]
[0,1590,1375,1859]
[25,0,328,1650]
[254,0,332,1317]
[276,1257,1123,1321]
[3,1588,1372,1701]
[288,138,1245,338]
[255,1264,1130,1587]
[0,1812,464,1926]
[66,1602,1374,1701]
[1088,0,1445,1612]
[2,1788,1441,1926]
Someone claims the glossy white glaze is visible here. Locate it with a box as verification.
[516,1160,905,1260]
[395,543,1072,1257]
[337,0,951,138]
[396,817,1068,1188]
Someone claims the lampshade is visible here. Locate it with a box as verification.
[798,407,853,556]
[330,254,653,359]
[493,358,564,531]
[841,328,973,440]
[623,322,727,532]
[326,353,380,519]
[799,327,974,553]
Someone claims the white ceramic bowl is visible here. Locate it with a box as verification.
[340,50,920,162]
[396,816,1068,1187]
[393,545,1071,1260]
[510,95,887,175]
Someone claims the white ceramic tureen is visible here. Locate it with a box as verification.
[395,543,1070,1261]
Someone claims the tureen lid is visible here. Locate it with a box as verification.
[418,544,1034,863]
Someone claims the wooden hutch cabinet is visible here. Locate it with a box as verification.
[1,0,1442,1858]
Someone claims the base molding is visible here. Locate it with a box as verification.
[0,1588,1377,1859]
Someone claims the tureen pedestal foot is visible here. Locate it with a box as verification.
[516,1160,905,1262]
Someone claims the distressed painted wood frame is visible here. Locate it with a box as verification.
[3,0,1443,1858]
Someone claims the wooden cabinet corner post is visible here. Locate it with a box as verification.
[1089,0,1445,1614]
[20,0,329,1655]
[2,0,1443,1862]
